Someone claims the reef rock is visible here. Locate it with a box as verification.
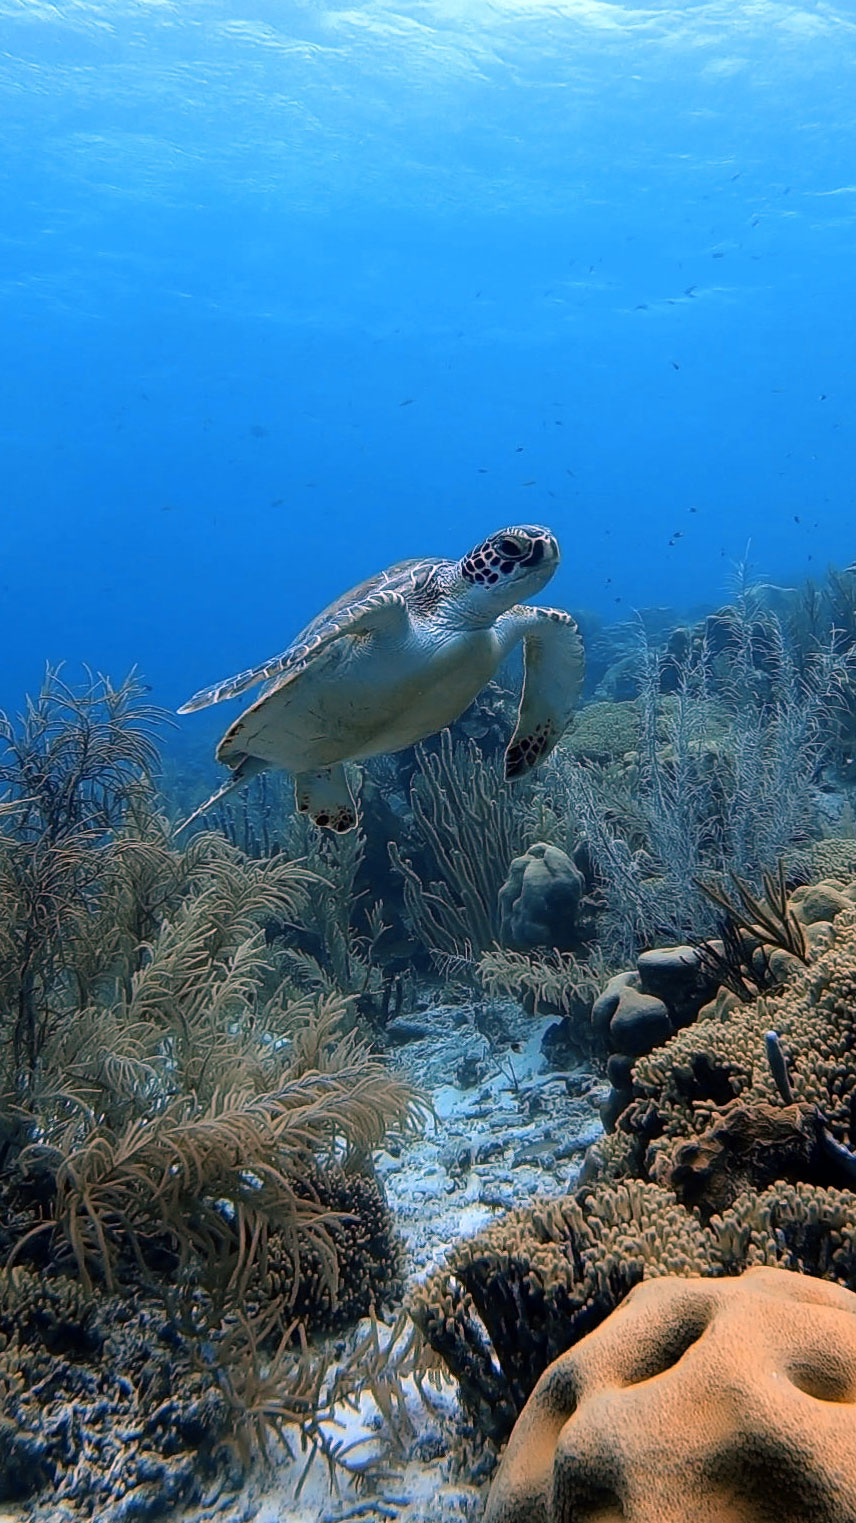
[484,1265,856,1523]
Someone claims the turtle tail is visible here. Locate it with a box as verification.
[173,756,267,836]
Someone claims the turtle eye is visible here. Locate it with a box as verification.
[498,537,523,558]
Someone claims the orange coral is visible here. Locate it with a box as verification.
[485,1266,856,1523]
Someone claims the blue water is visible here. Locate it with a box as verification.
[3,1,855,718]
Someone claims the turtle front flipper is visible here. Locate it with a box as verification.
[294,764,358,833]
[499,606,585,779]
[178,590,411,714]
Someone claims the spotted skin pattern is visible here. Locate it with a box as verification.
[505,721,556,779]
[461,525,554,588]
[304,805,355,832]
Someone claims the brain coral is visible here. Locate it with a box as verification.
[484,1265,856,1523]
[560,700,643,761]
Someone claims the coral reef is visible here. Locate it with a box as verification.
[484,1266,856,1523]
[592,945,718,1126]
[0,669,426,1507]
[613,900,856,1192]
[389,732,562,956]
[3,565,855,1511]
[0,1266,230,1513]
[554,605,856,959]
[408,1179,714,1445]
[412,898,856,1468]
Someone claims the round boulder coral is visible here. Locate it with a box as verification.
[485,1266,856,1523]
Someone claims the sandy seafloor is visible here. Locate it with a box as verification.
[162,998,606,1523]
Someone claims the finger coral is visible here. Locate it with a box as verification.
[409,1179,714,1444]
[613,904,856,1193]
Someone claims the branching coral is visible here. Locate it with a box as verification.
[552,612,856,959]
[408,1179,715,1444]
[0,668,430,1505]
[477,945,607,1030]
[0,668,168,1099]
[389,732,562,956]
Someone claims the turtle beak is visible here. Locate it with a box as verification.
[518,532,559,581]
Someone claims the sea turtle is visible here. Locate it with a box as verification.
[177,524,584,833]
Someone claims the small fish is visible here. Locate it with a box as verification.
[684,285,697,297]
[671,360,680,370]
[399,398,414,407]
[635,303,649,310]
[793,515,801,524]
[522,479,536,486]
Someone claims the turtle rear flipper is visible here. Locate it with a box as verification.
[295,764,358,833]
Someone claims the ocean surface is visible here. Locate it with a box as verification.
[3,0,855,719]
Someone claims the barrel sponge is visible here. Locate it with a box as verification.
[484,1265,856,1523]
[498,841,584,952]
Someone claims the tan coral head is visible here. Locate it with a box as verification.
[485,1266,856,1523]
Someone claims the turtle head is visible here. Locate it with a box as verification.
[458,525,559,616]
